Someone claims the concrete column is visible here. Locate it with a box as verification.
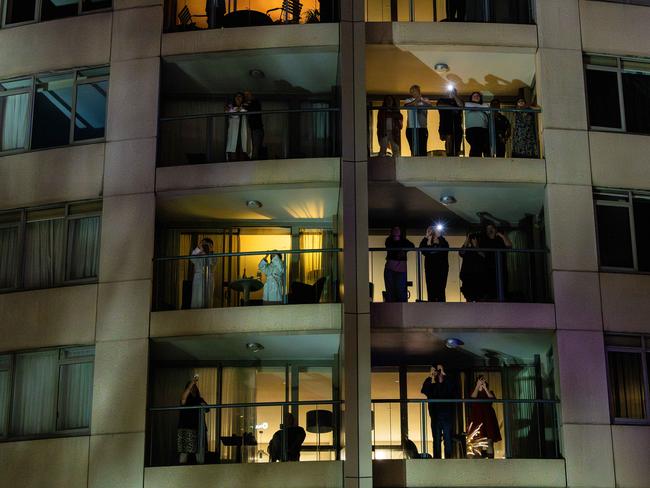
[340,1,372,487]
[90,6,162,488]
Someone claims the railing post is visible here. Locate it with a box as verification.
[432,0,437,21]
[484,0,490,22]
[198,408,206,464]
[488,110,497,158]
[416,249,422,301]
[206,116,215,163]
[281,403,288,462]
[409,0,414,21]
[496,250,505,302]
[503,401,512,459]
[204,263,210,308]
[420,401,427,456]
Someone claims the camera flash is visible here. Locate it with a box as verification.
[436,224,444,232]
[447,84,454,92]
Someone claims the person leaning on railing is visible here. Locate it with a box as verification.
[457,91,490,157]
[512,98,540,158]
[403,85,432,157]
[377,95,403,157]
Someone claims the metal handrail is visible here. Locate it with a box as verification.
[153,248,342,263]
[369,106,541,114]
[150,399,343,411]
[160,107,341,123]
[372,398,558,404]
[369,247,548,253]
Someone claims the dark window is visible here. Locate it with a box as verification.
[596,204,634,268]
[74,80,108,141]
[82,0,111,11]
[622,72,650,134]
[31,74,74,150]
[41,0,79,21]
[608,351,646,420]
[4,0,37,24]
[633,198,650,272]
[586,69,622,129]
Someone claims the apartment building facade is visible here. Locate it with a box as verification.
[0,1,649,487]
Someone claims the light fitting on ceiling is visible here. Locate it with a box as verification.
[246,342,264,353]
[445,338,464,349]
[246,200,263,209]
[249,69,265,79]
[434,63,450,73]
[440,195,457,205]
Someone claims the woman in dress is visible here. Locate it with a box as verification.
[178,375,207,464]
[512,98,539,158]
[190,238,216,309]
[258,252,285,304]
[419,225,449,302]
[469,375,502,458]
[377,95,403,157]
[226,92,252,161]
[459,232,488,302]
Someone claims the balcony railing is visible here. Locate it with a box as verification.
[147,400,341,466]
[366,0,535,23]
[369,105,541,159]
[369,247,550,303]
[158,108,340,166]
[372,398,560,459]
[164,1,340,33]
[153,249,340,311]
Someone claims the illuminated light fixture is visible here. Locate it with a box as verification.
[445,338,464,349]
[249,68,265,79]
[246,342,264,353]
[440,195,457,205]
[246,200,263,209]
[434,63,450,73]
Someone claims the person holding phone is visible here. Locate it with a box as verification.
[469,375,502,458]
[421,363,457,458]
[403,85,432,157]
[258,252,285,304]
[178,375,208,464]
[190,238,216,309]
[419,225,450,302]
[437,88,463,156]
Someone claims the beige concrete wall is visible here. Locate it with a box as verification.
[600,272,650,333]
[370,302,556,329]
[156,158,340,193]
[0,436,90,488]
[0,13,111,78]
[611,425,650,488]
[590,132,650,191]
[580,0,650,58]
[0,284,97,352]
[162,23,339,56]
[150,303,341,337]
[563,423,615,488]
[396,157,546,185]
[0,144,104,210]
[145,461,343,488]
[89,432,145,488]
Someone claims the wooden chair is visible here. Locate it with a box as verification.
[177,5,207,29]
[266,0,303,23]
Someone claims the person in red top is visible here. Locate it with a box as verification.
[469,375,502,458]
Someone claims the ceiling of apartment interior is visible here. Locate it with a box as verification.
[156,185,340,223]
[368,181,544,231]
[371,330,554,366]
[151,331,340,361]
[366,44,535,97]
[162,46,339,96]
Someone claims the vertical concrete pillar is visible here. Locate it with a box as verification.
[90,5,162,488]
[536,2,613,487]
[340,1,372,487]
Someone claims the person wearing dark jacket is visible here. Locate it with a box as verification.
[384,226,415,302]
[244,90,264,160]
[479,223,512,300]
[377,95,403,157]
[459,232,488,302]
[421,364,457,459]
[268,413,306,462]
[419,225,449,302]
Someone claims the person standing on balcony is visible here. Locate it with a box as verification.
[377,95,403,157]
[437,89,464,156]
[479,223,512,300]
[459,91,490,157]
[404,85,432,157]
[268,413,306,462]
[226,92,252,161]
[259,252,285,304]
[469,375,502,458]
[419,225,449,302]
[384,226,414,302]
[491,99,511,157]
[446,0,466,21]
[178,375,208,464]
[190,238,216,309]
[244,90,264,160]
[459,232,488,302]
[512,98,539,158]
[421,364,457,459]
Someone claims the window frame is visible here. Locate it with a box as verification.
[1,0,111,28]
[0,67,109,157]
[585,53,650,135]
[0,199,102,294]
[0,345,94,441]
[594,188,650,273]
[605,334,650,425]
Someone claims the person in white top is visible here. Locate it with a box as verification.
[258,253,285,304]
[454,91,490,157]
[190,238,217,309]
[403,85,432,157]
[226,92,252,161]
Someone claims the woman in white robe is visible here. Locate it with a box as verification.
[191,238,217,309]
[226,92,252,161]
[258,253,285,304]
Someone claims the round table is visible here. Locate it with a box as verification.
[229,278,264,305]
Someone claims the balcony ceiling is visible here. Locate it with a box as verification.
[366,44,535,97]
[162,46,339,96]
[151,331,340,361]
[157,185,339,223]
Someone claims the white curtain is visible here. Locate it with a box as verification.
[10,350,59,436]
[23,219,66,288]
[57,362,94,430]
[67,216,101,280]
[0,227,19,289]
[0,93,29,152]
